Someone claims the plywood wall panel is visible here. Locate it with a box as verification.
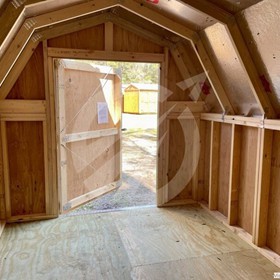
[168,119,195,201]
[238,127,258,235]
[113,25,163,53]
[47,25,105,50]
[267,131,280,255]
[217,123,231,217]
[6,121,46,216]
[6,43,45,100]
[238,0,280,117]
[201,24,261,116]
[167,53,191,102]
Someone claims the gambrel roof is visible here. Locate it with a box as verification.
[0,0,279,117]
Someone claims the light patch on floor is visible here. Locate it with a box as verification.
[0,205,278,279]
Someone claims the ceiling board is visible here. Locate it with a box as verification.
[135,0,218,30]
[207,0,263,13]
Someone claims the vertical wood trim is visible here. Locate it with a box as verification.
[55,60,67,213]
[253,128,273,246]
[1,121,10,219]
[157,47,169,206]
[0,117,5,220]
[228,124,242,225]
[192,118,200,201]
[43,120,49,214]
[197,120,206,201]
[114,75,122,182]
[105,22,114,51]
[209,121,220,210]
[44,40,58,217]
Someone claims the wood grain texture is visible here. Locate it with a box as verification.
[238,127,258,235]
[167,119,198,201]
[267,131,280,255]
[47,24,105,50]
[167,53,191,102]
[0,205,278,279]
[217,123,232,217]
[6,121,46,217]
[113,24,163,53]
[6,43,45,100]
[203,121,211,203]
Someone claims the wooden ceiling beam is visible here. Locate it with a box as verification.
[0,13,108,100]
[178,0,234,24]
[0,0,236,115]
[0,0,119,89]
[193,38,235,114]
[119,0,198,42]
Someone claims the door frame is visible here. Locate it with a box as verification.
[47,48,166,212]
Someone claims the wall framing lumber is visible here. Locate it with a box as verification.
[157,47,169,206]
[0,39,39,100]
[0,121,6,220]
[120,0,198,42]
[193,38,234,114]
[209,121,220,210]
[0,100,46,114]
[169,46,201,101]
[0,0,120,89]
[225,23,275,118]
[253,128,273,247]
[105,22,114,51]
[228,124,241,225]
[110,15,174,49]
[201,113,280,131]
[47,47,165,62]
[178,0,234,23]
[43,41,58,217]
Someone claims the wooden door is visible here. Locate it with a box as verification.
[56,60,122,212]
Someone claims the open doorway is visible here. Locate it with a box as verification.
[56,59,160,214]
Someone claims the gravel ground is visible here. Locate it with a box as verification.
[72,128,157,213]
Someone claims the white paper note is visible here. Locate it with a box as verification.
[97,102,109,124]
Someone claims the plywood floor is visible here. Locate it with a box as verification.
[0,205,278,279]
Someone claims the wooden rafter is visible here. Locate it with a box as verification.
[225,23,275,118]
[0,0,119,88]
[0,13,108,99]
[178,0,234,23]
[0,0,249,116]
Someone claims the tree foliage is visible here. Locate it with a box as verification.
[89,60,160,84]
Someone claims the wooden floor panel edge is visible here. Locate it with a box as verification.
[199,202,280,268]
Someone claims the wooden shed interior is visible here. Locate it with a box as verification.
[0,0,280,274]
